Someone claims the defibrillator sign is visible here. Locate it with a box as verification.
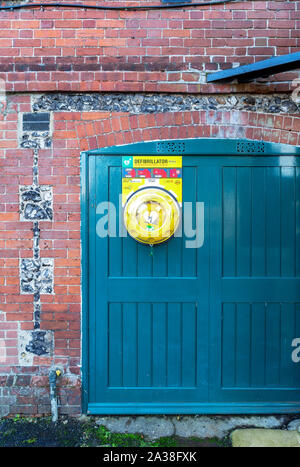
[122,155,182,169]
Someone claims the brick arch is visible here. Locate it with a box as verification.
[74,110,300,152]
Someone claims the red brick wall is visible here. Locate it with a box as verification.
[0,0,299,93]
[1,100,300,414]
[0,0,300,416]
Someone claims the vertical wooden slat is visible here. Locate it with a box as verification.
[137,243,153,277]
[123,236,138,277]
[152,243,168,277]
[281,167,295,277]
[108,303,123,387]
[250,303,266,387]
[137,303,152,387]
[152,303,167,387]
[236,168,251,276]
[167,303,181,386]
[221,303,236,387]
[251,168,266,276]
[122,303,137,387]
[265,303,281,387]
[266,167,281,277]
[222,167,237,277]
[182,166,197,277]
[108,166,122,277]
[182,303,197,387]
[95,156,110,399]
[167,237,182,277]
[280,303,295,387]
[235,303,251,387]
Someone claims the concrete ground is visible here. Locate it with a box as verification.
[92,414,295,440]
[231,429,300,447]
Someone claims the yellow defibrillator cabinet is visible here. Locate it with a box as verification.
[122,156,182,245]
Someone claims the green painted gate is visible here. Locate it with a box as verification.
[81,139,300,414]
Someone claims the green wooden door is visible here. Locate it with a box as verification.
[82,139,300,414]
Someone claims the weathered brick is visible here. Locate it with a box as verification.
[15,375,31,386]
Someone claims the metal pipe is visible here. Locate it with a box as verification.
[49,369,61,423]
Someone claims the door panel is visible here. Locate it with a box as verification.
[107,302,198,389]
[88,156,211,408]
[87,154,300,413]
[222,166,300,278]
[211,159,300,403]
[221,302,300,388]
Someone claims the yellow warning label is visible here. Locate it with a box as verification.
[122,156,182,168]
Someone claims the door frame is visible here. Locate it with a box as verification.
[81,138,300,414]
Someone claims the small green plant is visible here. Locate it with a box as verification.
[82,425,163,448]
[23,438,37,445]
[154,436,178,447]
[95,425,147,447]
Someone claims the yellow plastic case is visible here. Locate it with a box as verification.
[123,186,180,245]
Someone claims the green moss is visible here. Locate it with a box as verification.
[152,436,178,447]
[81,425,183,447]
[82,425,152,447]
[22,438,38,445]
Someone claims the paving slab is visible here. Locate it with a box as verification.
[172,416,284,440]
[96,416,175,440]
[95,415,286,440]
[231,429,300,447]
